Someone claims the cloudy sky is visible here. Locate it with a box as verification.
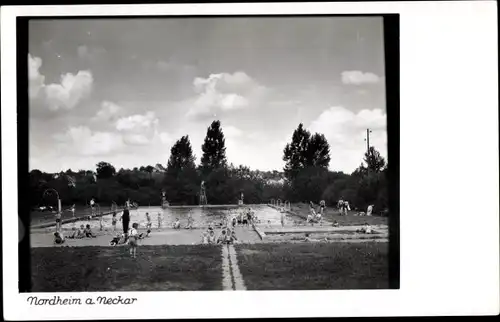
[28,17,387,173]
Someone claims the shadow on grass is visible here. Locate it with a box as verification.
[235,242,389,290]
[30,245,222,292]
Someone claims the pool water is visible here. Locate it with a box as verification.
[59,205,303,231]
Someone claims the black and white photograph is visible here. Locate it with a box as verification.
[24,15,397,292]
[2,1,498,319]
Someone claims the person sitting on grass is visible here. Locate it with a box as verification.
[332,220,340,227]
[128,223,139,258]
[217,228,230,244]
[200,231,209,244]
[54,231,65,245]
[185,214,194,229]
[173,218,181,229]
[83,224,97,238]
[207,229,217,244]
[68,224,85,239]
[229,230,239,244]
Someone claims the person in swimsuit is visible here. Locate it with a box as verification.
[111,211,117,232]
[157,212,162,229]
[173,218,181,229]
[281,211,286,228]
[207,229,216,244]
[54,231,65,244]
[68,224,85,239]
[55,210,62,232]
[83,224,97,238]
[200,231,209,244]
[145,212,152,230]
[319,200,326,216]
[185,213,194,229]
[128,223,139,258]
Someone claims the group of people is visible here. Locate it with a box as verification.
[337,199,351,216]
[200,221,239,245]
[306,200,325,225]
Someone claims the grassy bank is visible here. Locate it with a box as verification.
[235,242,388,290]
[30,245,222,292]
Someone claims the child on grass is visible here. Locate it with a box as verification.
[207,229,216,244]
[68,224,85,239]
[83,224,97,238]
[128,223,139,258]
[54,231,65,244]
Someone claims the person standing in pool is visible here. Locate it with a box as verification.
[121,206,131,237]
[281,211,286,228]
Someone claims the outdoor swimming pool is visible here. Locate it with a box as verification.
[59,205,305,230]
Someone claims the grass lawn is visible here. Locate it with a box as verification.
[235,242,388,290]
[290,203,388,226]
[30,245,222,292]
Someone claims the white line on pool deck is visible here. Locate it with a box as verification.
[221,245,233,290]
[227,245,247,290]
[221,244,247,291]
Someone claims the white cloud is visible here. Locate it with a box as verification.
[116,111,159,132]
[188,71,266,118]
[28,53,94,111]
[28,54,45,99]
[53,126,125,156]
[94,101,122,121]
[341,70,381,85]
[309,106,387,173]
[115,111,161,146]
[45,70,93,111]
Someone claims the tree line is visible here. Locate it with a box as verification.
[29,120,388,214]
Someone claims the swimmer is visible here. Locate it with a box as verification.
[280,211,286,228]
[231,216,237,229]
